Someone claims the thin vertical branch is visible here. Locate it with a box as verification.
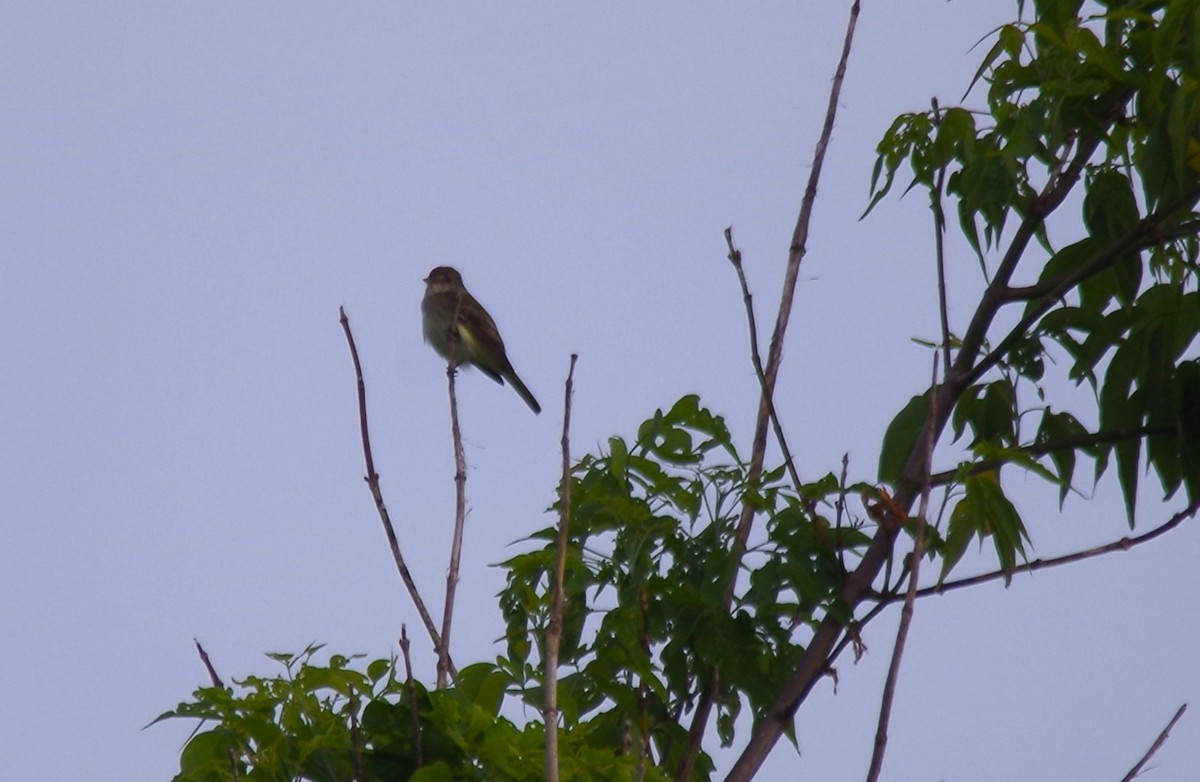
[930,100,953,373]
[835,453,851,575]
[636,585,652,782]
[400,625,424,768]
[194,639,225,688]
[677,3,863,777]
[193,640,240,781]
[544,354,579,782]
[349,690,364,782]
[865,355,938,782]
[725,227,803,495]
[1119,704,1187,782]
[338,308,451,678]
[439,298,468,689]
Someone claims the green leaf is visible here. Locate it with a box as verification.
[178,728,241,774]
[1084,170,1140,245]
[410,761,457,782]
[1026,238,1100,319]
[1177,360,1200,502]
[878,391,931,485]
[940,499,975,582]
[1034,409,1089,508]
[455,664,508,719]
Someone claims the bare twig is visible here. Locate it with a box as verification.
[676,5,863,777]
[544,354,578,782]
[834,453,851,575]
[727,228,834,550]
[338,308,451,678]
[349,690,364,782]
[400,625,424,768]
[1120,704,1187,782]
[866,355,938,782]
[439,297,468,689]
[194,639,225,688]
[930,100,953,373]
[193,640,240,780]
[725,227,802,495]
[637,585,653,780]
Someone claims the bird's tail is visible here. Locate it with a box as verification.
[505,370,542,414]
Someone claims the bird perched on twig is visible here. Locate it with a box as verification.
[421,265,542,414]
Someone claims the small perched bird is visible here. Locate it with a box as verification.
[421,266,542,414]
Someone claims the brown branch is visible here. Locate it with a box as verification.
[349,690,364,782]
[930,101,953,374]
[438,301,468,690]
[725,227,803,497]
[676,5,864,778]
[544,354,578,782]
[400,625,424,768]
[338,308,451,679]
[948,89,1132,387]
[903,496,1200,600]
[727,73,1141,782]
[194,640,240,780]
[999,216,1200,303]
[965,200,1199,389]
[866,355,938,782]
[726,228,831,543]
[636,587,652,782]
[194,639,225,689]
[836,453,851,576]
[1120,703,1188,782]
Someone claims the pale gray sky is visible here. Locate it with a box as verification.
[3,3,1197,780]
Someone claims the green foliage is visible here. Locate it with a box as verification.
[499,394,869,772]
[872,0,1200,568]
[154,647,664,782]
[160,396,866,780]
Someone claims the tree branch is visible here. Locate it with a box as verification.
[866,356,938,782]
[399,625,424,769]
[544,354,578,782]
[930,101,953,374]
[677,5,863,778]
[1119,704,1188,782]
[949,89,1132,388]
[901,496,1200,601]
[439,296,468,689]
[725,227,803,496]
[338,308,450,678]
[728,86,1141,782]
[965,201,1199,389]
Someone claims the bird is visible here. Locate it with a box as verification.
[421,265,542,414]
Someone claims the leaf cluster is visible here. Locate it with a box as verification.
[873,0,1200,584]
[155,646,661,782]
[498,395,870,775]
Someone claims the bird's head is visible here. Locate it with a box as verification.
[424,266,463,286]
